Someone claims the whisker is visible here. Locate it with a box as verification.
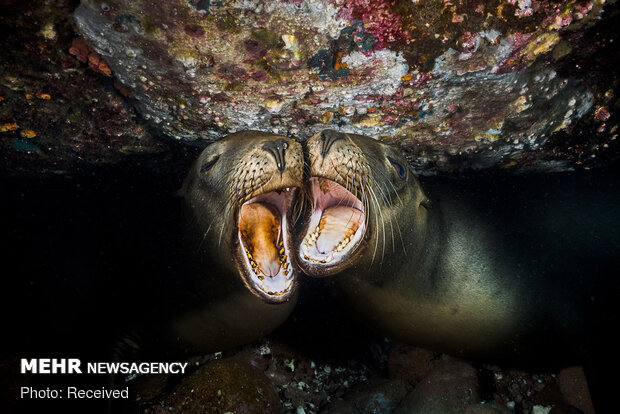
[369,175,395,254]
[365,177,386,266]
[368,164,407,255]
[358,174,379,267]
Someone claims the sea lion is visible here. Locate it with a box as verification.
[296,129,620,361]
[164,131,303,354]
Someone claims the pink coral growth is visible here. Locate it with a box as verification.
[460,32,478,53]
[594,106,610,122]
[332,0,410,49]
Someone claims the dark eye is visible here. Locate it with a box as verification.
[200,156,219,173]
[387,156,407,179]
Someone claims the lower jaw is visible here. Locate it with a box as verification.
[242,271,296,302]
[299,216,366,274]
[297,243,363,278]
[238,243,296,302]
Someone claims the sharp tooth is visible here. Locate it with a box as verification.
[279,247,285,255]
[285,279,292,288]
[258,275,265,280]
[326,253,333,263]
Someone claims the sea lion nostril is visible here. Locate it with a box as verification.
[263,139,289,171]
[320,129,347,158]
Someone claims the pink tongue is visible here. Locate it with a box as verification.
[315,206,363,254]
[261,261,281,277]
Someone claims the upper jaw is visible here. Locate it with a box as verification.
[297,177,368,277]
[236,185,299,303]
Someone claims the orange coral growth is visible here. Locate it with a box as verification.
[333,51,347,71]
[69,38,112,77]
[88,52,112,76]
[1,122,19,132]
[20,129,37,138]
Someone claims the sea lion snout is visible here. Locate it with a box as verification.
[262,138,290,172]
[317,129,347,158]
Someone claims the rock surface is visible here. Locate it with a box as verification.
[144,358,283,413]
[0,0,166,174]
[464,402,513,414]
[320,398,361,414]
[557,366,595,414]
[393,360,481,414]
[387,343,451,385]
[343,378,411,414]
[71,0,618,173]
[1,0,619,175]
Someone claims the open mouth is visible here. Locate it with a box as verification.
[300,177,366,270]
[237,187,298,302]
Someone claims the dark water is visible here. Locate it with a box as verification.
[1,161,620,412]
[0,160,192,412]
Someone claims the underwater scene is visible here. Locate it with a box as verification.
[1,1,619,413]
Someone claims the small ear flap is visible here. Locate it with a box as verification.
[420,197,433,210]
[175,170,194,199]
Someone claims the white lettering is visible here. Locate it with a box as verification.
[20,359,82,374]
[68,358,82,374]
[21,359,37,374]
[20,387,60,398]
[39,359,50,373]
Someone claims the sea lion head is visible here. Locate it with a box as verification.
[297,129,429,277]
[182,131,303,303]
